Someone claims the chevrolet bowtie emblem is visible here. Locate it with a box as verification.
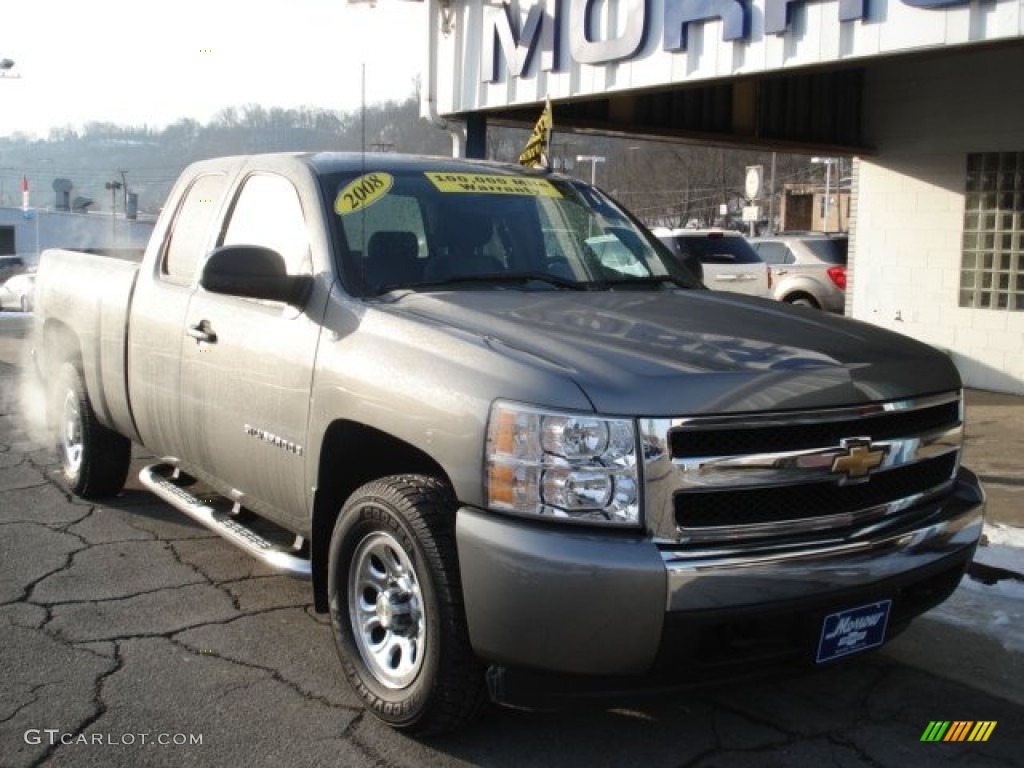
[831,439,887,480]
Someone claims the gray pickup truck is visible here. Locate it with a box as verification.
[32,152,985,735]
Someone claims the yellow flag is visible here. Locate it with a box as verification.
[518,97,552,168]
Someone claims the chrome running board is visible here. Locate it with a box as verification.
[139,463,311,579]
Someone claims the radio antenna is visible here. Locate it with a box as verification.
[361,62,367,163]
[358,61,367,289]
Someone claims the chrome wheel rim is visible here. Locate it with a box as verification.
[348,529,426,689]
[60,390,83,477]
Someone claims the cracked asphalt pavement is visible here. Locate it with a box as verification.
[1,313,1021,767]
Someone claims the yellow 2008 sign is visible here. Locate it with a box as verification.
[335,172,394,215]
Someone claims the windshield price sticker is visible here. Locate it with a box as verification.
[425,172,562,198]
[335,172,394,215]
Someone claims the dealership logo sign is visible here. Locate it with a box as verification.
[484,0,971,81]
[920,721,997,742]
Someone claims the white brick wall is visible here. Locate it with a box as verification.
[852,44,1024,395]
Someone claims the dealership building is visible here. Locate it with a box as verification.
[0,207,154,267]
[421,0,1024,393]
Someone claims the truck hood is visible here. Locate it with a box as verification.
[384,289,961,415]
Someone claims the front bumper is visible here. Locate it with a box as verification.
[455,468,984,700]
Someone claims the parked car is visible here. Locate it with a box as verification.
[0,255,27,283]
[652,228,771,298]
[0,271,35,312]
[750,232,848,312]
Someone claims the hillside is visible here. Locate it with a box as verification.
[0,96,821,228]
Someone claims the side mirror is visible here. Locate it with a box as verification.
[200,244,312,306]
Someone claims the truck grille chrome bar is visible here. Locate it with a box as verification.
[641,392,964,544]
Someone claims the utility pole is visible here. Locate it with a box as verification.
[119,170,128,213]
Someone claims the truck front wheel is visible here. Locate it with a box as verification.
[55,363,131,499]
[327,475,486,735]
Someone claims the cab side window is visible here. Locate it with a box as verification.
[756,242,795,265]
[162,173,228,283]
[222,174,311,275]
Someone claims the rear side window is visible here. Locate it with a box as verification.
[673,235,763,264]
[754,241,795,265]
[804,237,848,265]
[162,173,228,283]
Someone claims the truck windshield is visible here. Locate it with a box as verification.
[324,168,698,296]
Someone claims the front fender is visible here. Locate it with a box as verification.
[306,293,593,508]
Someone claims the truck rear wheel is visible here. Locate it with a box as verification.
[55,363,131,499]
[327,475,486,735]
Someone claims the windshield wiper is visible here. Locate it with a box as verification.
[593,275,695,290]
[373,272,693,296]
[394,272,589,292]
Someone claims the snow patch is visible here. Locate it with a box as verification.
[927,523,1024,653]
[981,522,1024,550]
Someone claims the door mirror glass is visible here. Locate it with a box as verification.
[200,244,311,306]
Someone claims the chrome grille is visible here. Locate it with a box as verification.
[641,392,963,544]
[669,399,960,458]
[674,453,957,528]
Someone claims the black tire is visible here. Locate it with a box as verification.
[786,294,820,309]
[54,362,131,499]
[328,475,486,735]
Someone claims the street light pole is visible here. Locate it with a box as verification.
[105,180,123,248]
[576,155,606,185]
[811,157,837,233]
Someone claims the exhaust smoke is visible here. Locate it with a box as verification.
[0,315,51,455]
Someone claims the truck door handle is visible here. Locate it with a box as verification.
[775,269,788,276]
[186,321,217,344]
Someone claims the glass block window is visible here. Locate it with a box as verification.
[960,152,1024,310]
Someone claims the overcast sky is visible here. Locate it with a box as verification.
[0,0,427,138]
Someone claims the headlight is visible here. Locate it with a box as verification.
[485,401,641,527]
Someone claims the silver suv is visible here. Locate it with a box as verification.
[750,232,848,313]
[653,228,771,299]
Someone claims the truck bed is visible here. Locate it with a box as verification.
[34,248,142,440]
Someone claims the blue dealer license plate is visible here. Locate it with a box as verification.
[816,600,892,663]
